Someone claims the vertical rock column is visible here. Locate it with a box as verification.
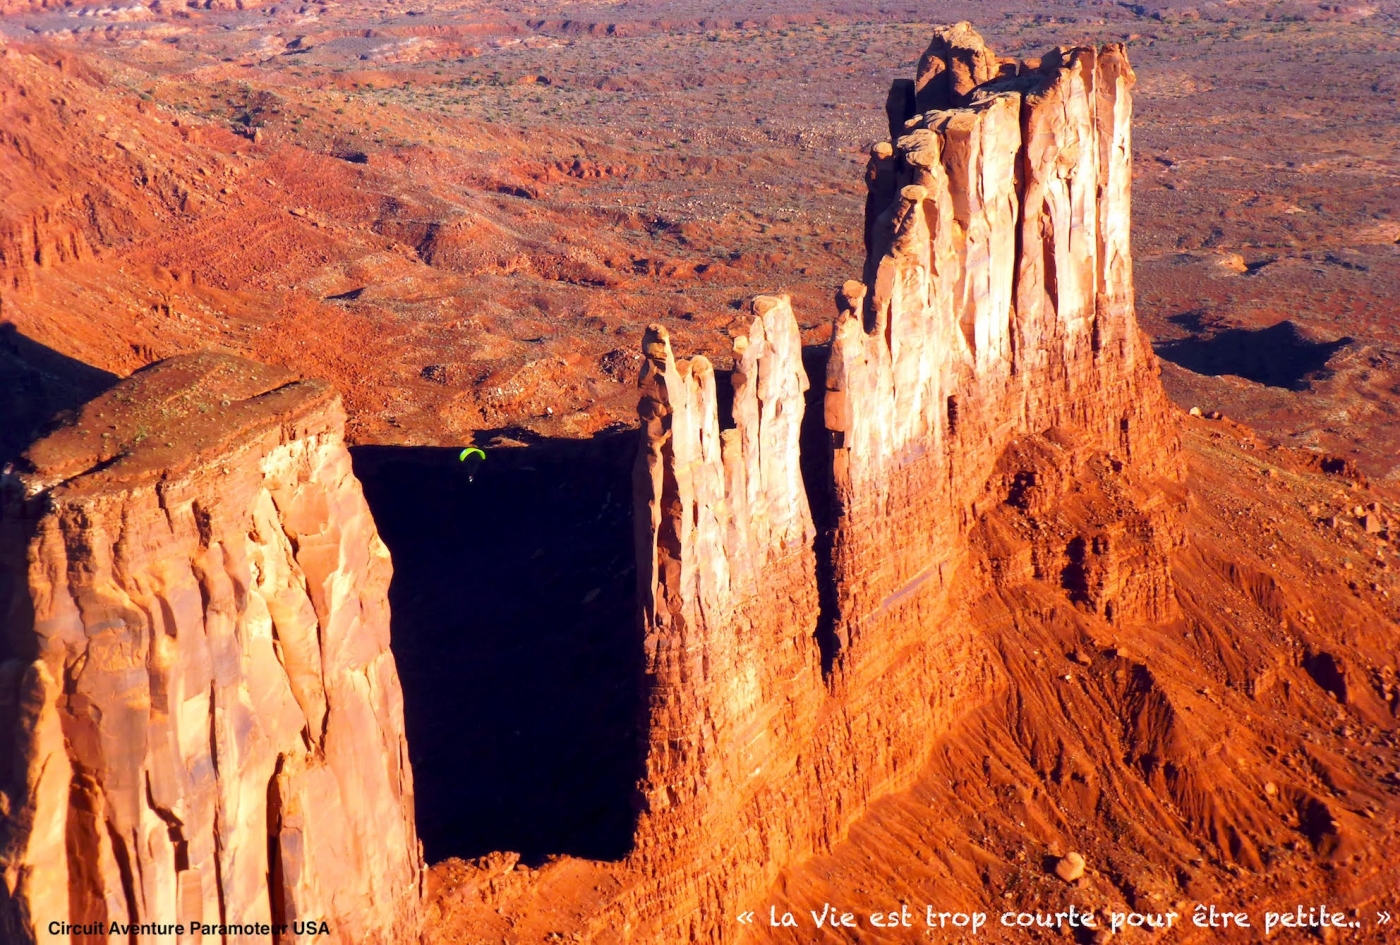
[0,354,421,945]
[827,76,1024,657]
[1013,46,1103,395]
[1093,45,1149,386]
[629,297,823,940]
[620,26,1181,942]
[816,29,1179,845]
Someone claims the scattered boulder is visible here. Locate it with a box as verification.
[1055,852,1087,883]
[1217,252,1248,273]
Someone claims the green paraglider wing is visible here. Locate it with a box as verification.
[457,446,486,481]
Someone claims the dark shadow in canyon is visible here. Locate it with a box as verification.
[0,324,117,465]
[353,430,644,864]
[1154,317,1351,391]
[800,344,841,675]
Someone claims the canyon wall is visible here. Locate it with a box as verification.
[817,31,1178,831]
[0,354,421,944]
[628,299,825,936]
[627,26,1181,941]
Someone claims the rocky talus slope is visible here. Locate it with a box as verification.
[0,354,421,944]
[426,25,1399,945]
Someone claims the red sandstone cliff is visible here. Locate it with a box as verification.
[0,354,421,944]
[4,20,1393,945]
[629,299,825,935]
[813,32,1179,826]
[614,28,1182,941]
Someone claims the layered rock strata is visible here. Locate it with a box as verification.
[0,354,421,944]
[627,25,1181,941]
[629,298,824,936]
[820,32,1178,802]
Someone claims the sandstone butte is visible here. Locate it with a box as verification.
[623,30,1181,939]
[0,354,422,943]
[4,22,1400,945]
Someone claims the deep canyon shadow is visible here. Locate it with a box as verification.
[0,324,117,465]
[353,431,643,864]
[1154,317,1351,390]
[800,344,841,674]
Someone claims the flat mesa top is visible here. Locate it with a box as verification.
[20,352,335,497]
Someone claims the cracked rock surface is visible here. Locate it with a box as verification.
[0,352,421,945]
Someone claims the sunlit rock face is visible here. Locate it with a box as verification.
[0,353,421,945]
[629,298,825,937]
[625,27,1180,942]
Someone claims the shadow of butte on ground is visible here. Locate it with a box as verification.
[1154,318,1352,391]
[0,323,118,465]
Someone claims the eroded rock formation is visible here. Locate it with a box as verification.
[622,25,1184,941]
[629,299,824,935]
[0,353,421,944]
[815,31,1179,826]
